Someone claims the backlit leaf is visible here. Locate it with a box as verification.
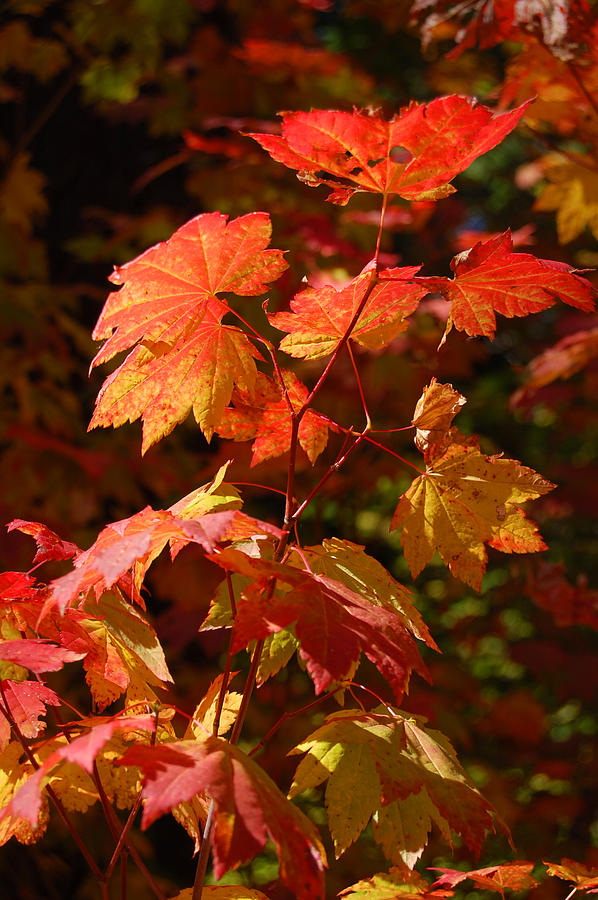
[411,379,466,453]
[268,267,424,359]
[6,520,78,565]
[47,507,235,613]
[216,370,331,465]
[0,715,155,827]
[535,156,598,243]
[545,859,598,891]
[0,680,61,751]
[341,868,454,899]
[289,708,495,862]
[119,737,327,900]
[89,212,287,449]
[249,98,529,205]
[212,549,430,700]
[391,436,555,590]
[431,862,540,893]
[417,231,595,342]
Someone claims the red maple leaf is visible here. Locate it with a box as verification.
[268,267,425,359]
[209,549,431,700]
[249,97,530,205]
[47,507,236,613]
[417,231,595,342]
[431,862,540,893]
[0,680,61,750]
[89,212,287,451]
[119,737,326,900]
[0,572,37,602]
[0,639,83,674]
[7,521,79,565]
[216,370,332,465]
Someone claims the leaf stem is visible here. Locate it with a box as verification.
[347,342,371,429]
[374,194,389,271]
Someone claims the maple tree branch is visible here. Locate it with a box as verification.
[360,432,425,474]
[91,763,167,900]
[230,636,266,746]
[300,269,380,417]
[192,801,215,900]
[347,681,396,715]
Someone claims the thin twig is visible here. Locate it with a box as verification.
[347,342,372,429]
[248,694,329,757]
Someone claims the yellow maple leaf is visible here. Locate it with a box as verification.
[535,155,598,244]
[391,439,554,590]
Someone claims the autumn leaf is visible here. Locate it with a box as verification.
[535,155,598,243]
[172,889,270,900]
[169,461,242,519]
[0,741,49,846]
[268,267,425,359]
[391,435,555,590]
[411,378,466,453]
[185,672,242,738]
[0,639,83,674]
[89,212,287,450]
[545,859,598,892]
[297,538,437,649]
[289,707,496,863]
[7,520,78,565]
[0,681,61,751]
[411,0,592,60]
[431,862,540,893]
[46,507,236,613]
[119,737,327,900]
[249,97,529,205]
[0,715,155,828]
[212,548,430,700]
[341,868,454,900]
[216,370,331,465]
[513,327,598,402]
[417,231,595,343]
